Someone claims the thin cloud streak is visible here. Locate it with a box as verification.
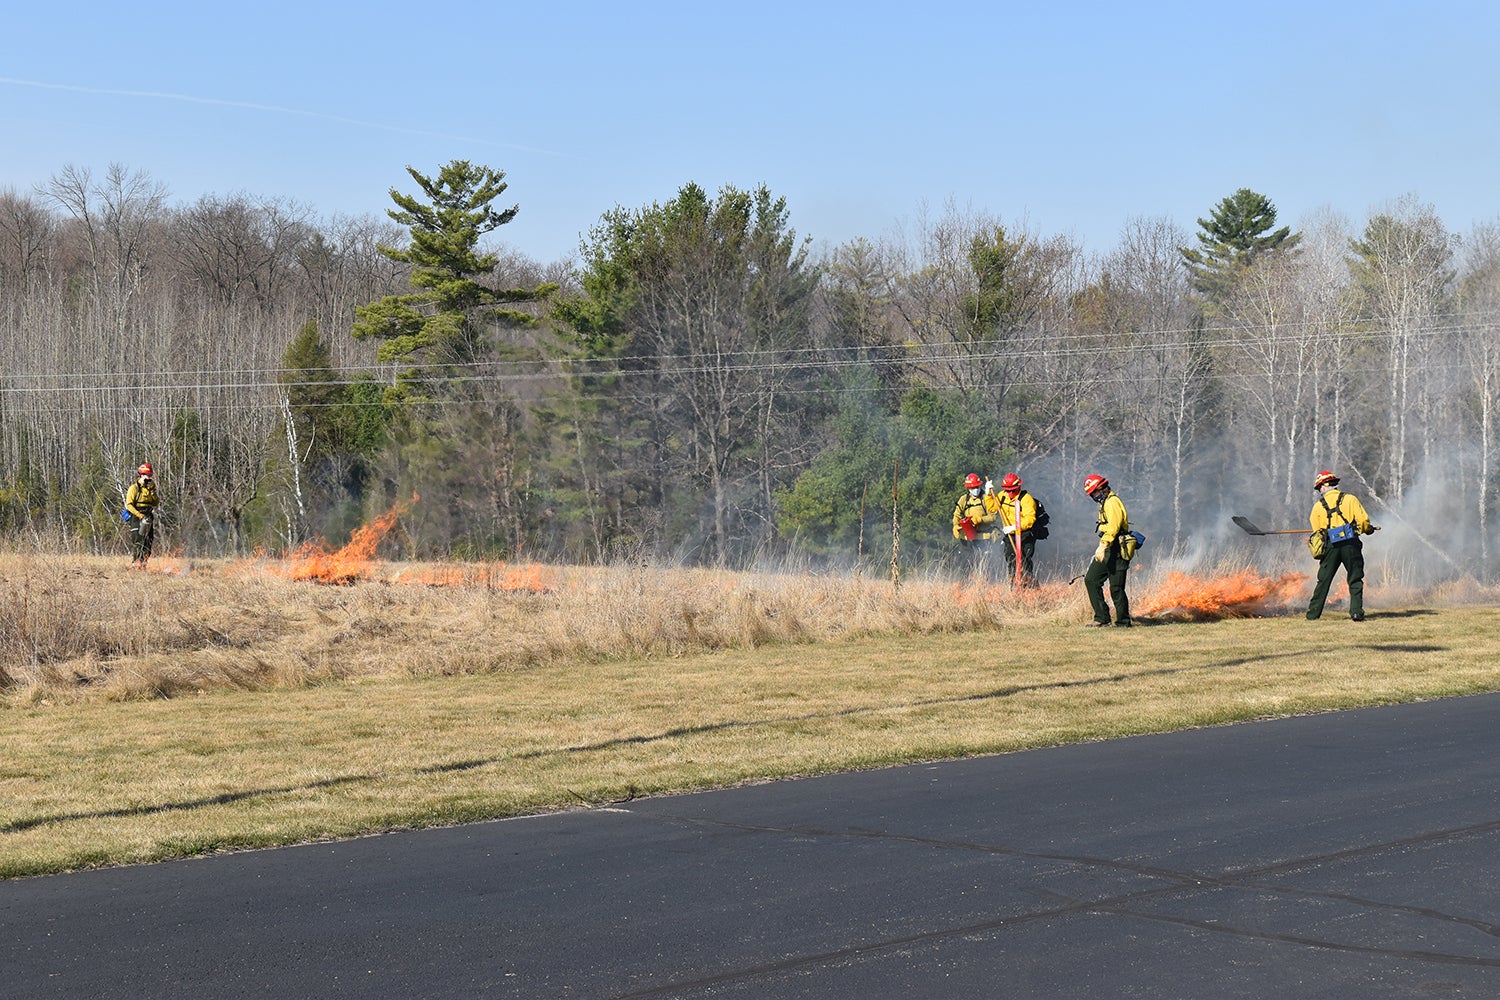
[0,76,562,156]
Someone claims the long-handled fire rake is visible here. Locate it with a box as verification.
[1231,516,1308,536]
[1010,498,1023,590]
[1235,515,1381,538]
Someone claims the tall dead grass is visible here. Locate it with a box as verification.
[8,548,1500,876]
[6,551,1497,707]
[0,554,1085,705]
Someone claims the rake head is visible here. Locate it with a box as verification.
[1232,516,1307,536]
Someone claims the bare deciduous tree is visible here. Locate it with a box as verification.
[44,163,167,339]
[1100,216,1203,547]
[1348,195,1457,502]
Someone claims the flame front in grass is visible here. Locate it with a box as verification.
[281,497,413,585]
[390,561,559,592]
[1139,569,1309,621]
[493,562,558,593]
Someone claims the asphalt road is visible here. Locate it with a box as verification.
[5,693,1500,999]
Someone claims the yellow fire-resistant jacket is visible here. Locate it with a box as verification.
[986,490,1036,533]
[125,478,159,519]
[1308,488,1373,534]
[1094,491,1128,546]
[953,491,997,540]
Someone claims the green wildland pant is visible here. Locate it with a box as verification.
[130,515,155,563]
[1002,533,1037,586]
[1307,540,1363,619]
[1084,545,1131,625]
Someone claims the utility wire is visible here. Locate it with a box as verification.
[4,313,1498,398]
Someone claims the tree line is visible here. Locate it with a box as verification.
[3,163,1497,579]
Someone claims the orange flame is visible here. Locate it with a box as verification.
[389,561,558,593]
[139,555,188,576]
[493,562,558,593]
[258,492,561,593]
[1139,569,1309,620]
[276,497,414,585]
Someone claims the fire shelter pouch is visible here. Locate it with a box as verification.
[1327,522,1355,545]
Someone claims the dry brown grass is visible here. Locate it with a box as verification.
[4,551,1500,878]
[0,553,1101,703]
[9,549,1478,703]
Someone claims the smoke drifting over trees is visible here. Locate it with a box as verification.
[1,163,1496,585]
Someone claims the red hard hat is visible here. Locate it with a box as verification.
[1000,473,1023,492]
[1082,474,1108,496]
[964,473,983,489]
[137,463,154,477]
[1313,470,1339,489]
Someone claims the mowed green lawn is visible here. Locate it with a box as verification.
[3,606,1497,878]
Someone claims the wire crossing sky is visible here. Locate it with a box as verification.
[5,2,1499,264]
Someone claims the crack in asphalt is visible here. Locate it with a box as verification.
[606,811,1500,998]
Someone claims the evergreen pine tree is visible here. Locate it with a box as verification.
[1180,188,1301,306]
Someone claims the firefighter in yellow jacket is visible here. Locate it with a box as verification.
[988,472,1038,586]
[124,462,160,569]
[1306,469,1377,621]
[952,472,998,575]
[1082,474,1132,627]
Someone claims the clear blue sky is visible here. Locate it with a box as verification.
[5,1,1498,264]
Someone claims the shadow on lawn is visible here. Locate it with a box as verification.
[1,639,1453,836]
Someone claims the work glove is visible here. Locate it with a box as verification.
[1001,525,1016,535]
[984,478,994,494]
[1093,542,1108,563]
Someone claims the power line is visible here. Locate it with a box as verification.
[4,312,1498,399]
[3,356,1494,419]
